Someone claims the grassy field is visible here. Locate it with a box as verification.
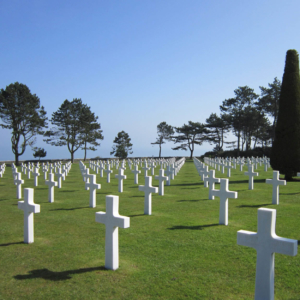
[0,159,299,300]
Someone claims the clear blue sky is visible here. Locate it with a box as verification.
[1,0,300,161]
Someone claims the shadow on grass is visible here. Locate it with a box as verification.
[237,203,272,208]
[177,199,205,202]
[280,192,300,195]
[0,241,24,247]
[128,214,145,217]
[228,179,266,184]
[49,207,89,211]
[171,182,200,187]
[298,240,300,245]
[59,190,76,193]
[14,266,107,281]
[168,223,219,230]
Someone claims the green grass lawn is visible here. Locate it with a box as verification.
[0,159,299,300]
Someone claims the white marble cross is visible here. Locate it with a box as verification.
[165,166,172,186]
[85,174,101,208]
[95,195,130,270]
[104,164,113,183]
[18,188,40,243]
[14,172,24,199]
[32,167,40,187]
[155,169,168,196]
[139,176,158,215]
[211,179,237,225]
[115,168,127,192]
[45,173,58,203]
[141,163,150,177]
[204,170,220,200]
[225,162,233,177]
[244,165,259,190]
[237,208,297,300]
[55,167,64,188]
[266,171,286,205]
[131,164,141,184]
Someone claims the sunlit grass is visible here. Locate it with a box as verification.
[0,159,299,299]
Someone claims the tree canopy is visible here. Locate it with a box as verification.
[151,121,174,158]
[44,98,103,162]
[0,82,47,165]
[171,121,208,159]
[110,131,133,159]
[270,50,300,180]
[33,147,47,160]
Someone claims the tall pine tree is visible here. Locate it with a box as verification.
[270,50,300,180]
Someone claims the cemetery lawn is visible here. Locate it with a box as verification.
[1,160,300,300]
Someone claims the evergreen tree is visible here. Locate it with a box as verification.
[0,82,47,165]
[110,131,133,159]
[44,98,102,163]
[151,122,174,158]
[32,147,47,160]
[270,50,300,180]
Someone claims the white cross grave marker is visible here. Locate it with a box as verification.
[115,168,127,192]
[45,173,58,203]
[131,164,141,184]
[155,169,168,196]
[211,179,237,225]
[266,171,286,205]
[104,164,113,183]
[14,172,24,199]
[85,174,101,208]
[18,188,40,243]
[139,176,158,215]
[237,208,297,300]
[32,167,40,187]
[204,170,220,200]
[244,165,259,190]
[95,195,130,270]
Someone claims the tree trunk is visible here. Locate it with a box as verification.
[159,144,162,158]
[71,152,74,163]
[15,152,19,166]
[190,148,194,159]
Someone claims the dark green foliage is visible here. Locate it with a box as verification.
[171,121,208,159]
[0,82,47,165]
[110,130,133,159]
[151,121,174,158]
[32,147,47,160]
[270,50,300,180]
[44,98,103,163]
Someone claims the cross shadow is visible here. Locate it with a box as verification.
[0,241,24,247]
[168,223,219,230]
[280,192,300,195]
[298,240,300,245]
[177,200,202,202]
[14,266,107,281]
[172,182,200,187]
[128,214,144,217]
[228,179,266,184]
[59,190,76,193]
[237,203,272,208]
[49,207,89,211]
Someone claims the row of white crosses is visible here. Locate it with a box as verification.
[196,157,298,298]
[194,158,238,226]
[0,163,6,178]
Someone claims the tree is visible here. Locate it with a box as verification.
[110,131,133,159]
[0,82,47,165]
[151,121,174,158]
[220,86,259,153]
[79,106,104,161]
[33,147,47,160]
[205,113,230,151]
[171,121,208,159]
[270,49,300,180]
[256,77,281,143]
[44,98,103,163]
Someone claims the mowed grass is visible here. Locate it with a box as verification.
[0,159,299,300]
